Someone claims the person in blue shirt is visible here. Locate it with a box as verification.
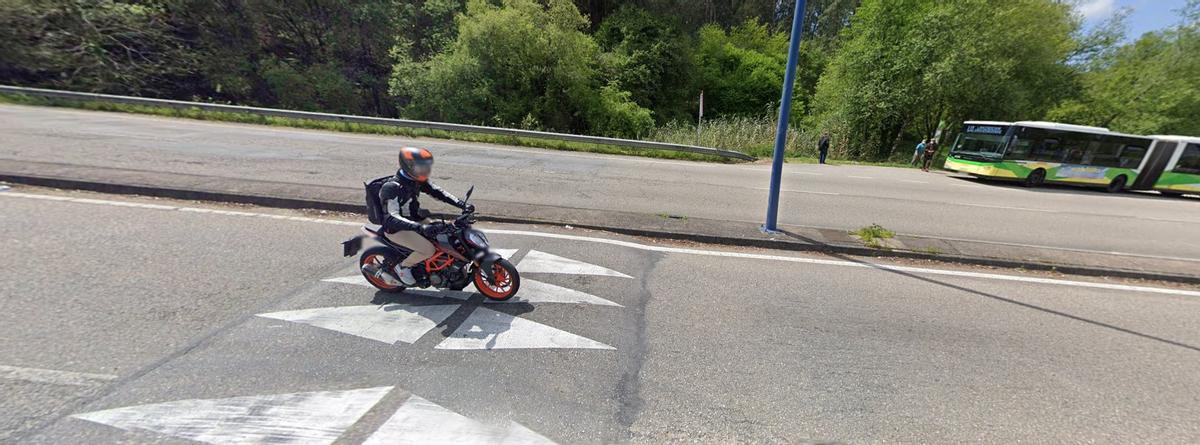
[911,139,928,167]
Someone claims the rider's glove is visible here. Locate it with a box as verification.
[418,224,437,238]
[462,203,476,214]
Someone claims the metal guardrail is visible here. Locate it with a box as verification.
[0,85,756,161]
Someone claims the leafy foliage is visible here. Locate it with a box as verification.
[809,0,1079,159]
[1,0,1196,160]
[1048,10,1200,136]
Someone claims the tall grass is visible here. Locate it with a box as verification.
[650,115,816,159]
[651,115,925,167]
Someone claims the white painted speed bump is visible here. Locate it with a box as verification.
[257,304,458,345]
[322,274,372,287]
[321,276,472,301]
[365,395,557,445]
[466,279,623,307]
[72,386,392,445]
[436,308,614,350]
[492,248,520,259]
[518,250,632,278]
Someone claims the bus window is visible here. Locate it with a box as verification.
[1176,143,1200,174]
[1060,133,1089,164]
[1118,145,1148,168]
[1007,138,1032,159]
[1033,138,1061,162]
[1089,140,1123,167]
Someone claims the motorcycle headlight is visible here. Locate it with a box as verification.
[465,230,489,248]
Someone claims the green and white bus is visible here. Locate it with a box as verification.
[1143,135,1200,196]
[943,121,1168,193]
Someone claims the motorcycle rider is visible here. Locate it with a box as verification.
[365,146,474,286]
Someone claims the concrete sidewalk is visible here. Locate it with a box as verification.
[3,159,1198,283]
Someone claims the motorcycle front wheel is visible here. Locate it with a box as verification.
[359,246,406,293]
[473,258,520,301]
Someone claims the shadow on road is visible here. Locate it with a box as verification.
[788,242,1200,354]
[949,175,1200,202]
[369,288,535,349]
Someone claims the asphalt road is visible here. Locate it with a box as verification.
[3,187,1200,444]
[2,105,1199,261]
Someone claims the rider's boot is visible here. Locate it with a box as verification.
[399,265,430,288]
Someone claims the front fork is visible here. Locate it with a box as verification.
[476,251,502,284]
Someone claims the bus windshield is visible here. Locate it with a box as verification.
[951,125,1009,161]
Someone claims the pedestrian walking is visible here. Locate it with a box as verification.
[818,132,830,164]
[911,139,928,167]
[922,139,939,172]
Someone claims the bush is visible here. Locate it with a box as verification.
[595,6,694,123]
[392,0,654,138]
[693,20,799,118]
[586,85,655,138]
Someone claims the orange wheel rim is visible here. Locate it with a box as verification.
[475,264,513,298]
[362,254,399,289]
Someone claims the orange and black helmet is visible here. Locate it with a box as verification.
[398,146,434,182]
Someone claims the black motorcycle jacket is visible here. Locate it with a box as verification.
[379,173,466,233]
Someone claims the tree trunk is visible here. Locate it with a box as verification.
[886,116,910,159]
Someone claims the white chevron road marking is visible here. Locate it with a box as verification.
[518,250,632,278]
[435,308,614,350]
[257,304,458,345]
[467,279,623,307]
[364,395,557,445]
[72,386,393,445]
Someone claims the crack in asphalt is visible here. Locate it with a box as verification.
[615,251,661,441]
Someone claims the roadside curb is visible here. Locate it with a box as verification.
[3,171,1198,285]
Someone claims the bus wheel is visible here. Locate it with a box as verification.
[1106,175,1127,193]
[1024,169,1046,188]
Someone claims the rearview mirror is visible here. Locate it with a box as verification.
[464,185,474,202]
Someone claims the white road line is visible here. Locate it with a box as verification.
[848,176,874,180]
[791,172,824,176]
[258,304,460,345]
[474,279,623,307]
[72,386,393,445]
[436,308,615,350]
[0,365,117,386]
[365,395,557,445]
[485,229,1200,298]
[959,203,1058,213]
[519,250,632,278]
[325,274,622,307]
[900,180,928,184]
[6,190,1200,297]
[750,187,840,196]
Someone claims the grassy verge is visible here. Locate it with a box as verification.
[852,223,896,249]
[0,93,735,163]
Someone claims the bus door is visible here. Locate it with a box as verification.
[1131,141,1178,190]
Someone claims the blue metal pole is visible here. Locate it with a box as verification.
[763,0,807,233]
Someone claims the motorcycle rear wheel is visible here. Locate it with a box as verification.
[359,246,406,293]
[473,259,520,301]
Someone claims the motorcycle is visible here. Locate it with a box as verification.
[341,186,520,301]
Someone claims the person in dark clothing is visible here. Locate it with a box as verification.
[818,133,831,164]
[921,139,939,172]
[368,146,473,286]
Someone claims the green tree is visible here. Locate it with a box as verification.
[0,0,197,96]
[1047,8,1200,136]
[693,19,792,118]
[393,0,653,137]
[595,6,694,123]
[809,0,1078,159]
